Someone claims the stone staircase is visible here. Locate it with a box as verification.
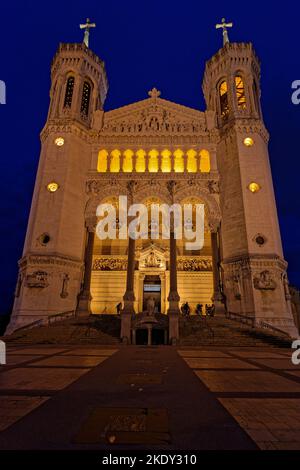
[3,315,121,345]
[3,313,293,348]
[179,315,292,348]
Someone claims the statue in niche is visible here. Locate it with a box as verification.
[233,275,241,300]
[253,270,277,291]
[145,250,161,268]
[60,274,70,298]
[86,180,99,195]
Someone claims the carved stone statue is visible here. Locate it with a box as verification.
[146,296,155,316]
[145,250,161,268]
[253,270,277,291]
[93,258,127,271]
[25,271,49,288]
[60,273,70,298]
[208,180,220,194]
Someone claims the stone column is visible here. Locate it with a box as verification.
[166,181,180,343]
[120,181,137,343]
[77,227,95,317]
[159,273,166,313]
[167,222,180,343]
[121,235,136,342]
[138,274,145,312]
[211,229,225,315]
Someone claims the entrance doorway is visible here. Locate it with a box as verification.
[152,329,165,345]
[143,275,161,313]
[135,329,148,345]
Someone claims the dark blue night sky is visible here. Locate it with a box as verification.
[0,0,299,315]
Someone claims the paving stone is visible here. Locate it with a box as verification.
[30,355,107,367]
[231,351,290,359]
[0,367,90,390]
[73,407,170,445]
[8,347,68,356]
[218,398,300,450]
[248,358,300,370]
[178,350,231,358]
[0,396,49,432]
[183,358,258,369]
[195,370,300,392]
[62,348,118,356]
[4,355,42,365]
[116,373,163,385]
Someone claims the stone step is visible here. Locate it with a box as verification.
[179,315,291,348]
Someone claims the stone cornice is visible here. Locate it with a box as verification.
[85,170,220,183]
[40,120,92,143]
[91,133,220,146]
[218,118,269,144]
[222,254,288,271]
[19,254,83,270]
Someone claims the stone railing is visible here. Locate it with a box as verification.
[13,310,76,333]
[13,318,45,333]
[257,321,290,338]
[226,311,255,328]
[47,310,76,326]
[227,311,291,338]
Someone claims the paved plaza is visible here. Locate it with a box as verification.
[0,345,299,450]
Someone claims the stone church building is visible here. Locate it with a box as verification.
[7,30,298,341]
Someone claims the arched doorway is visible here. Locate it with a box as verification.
[143,275,161,313]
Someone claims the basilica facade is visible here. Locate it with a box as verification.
[7,36,298,341]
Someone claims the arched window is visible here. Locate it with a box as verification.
[97,149,108,173]
[110,149,121,173]
[136,149,146,172]
[148,149,159,173]
[235,75,247,109]
[187,149,197,173]
[161,149,171,173]
[64,76,75,108]
[174,149,184,173]
[219,80,229,118]
[81,81,91,116]
[123,149,133,172]
[199,150,211,173]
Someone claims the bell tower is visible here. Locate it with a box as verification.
[8,41,108,332]
[203,41,297,337]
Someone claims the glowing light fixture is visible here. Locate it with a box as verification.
[47,182,59,193]
[248,182,260,193]
[244,137,254,147]
[54,137,65,147]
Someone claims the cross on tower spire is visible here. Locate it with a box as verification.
[216,18,233,46]
[79,18,96,48]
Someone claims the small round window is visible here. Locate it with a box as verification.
[255,235,265,246]
[40,233,50,245]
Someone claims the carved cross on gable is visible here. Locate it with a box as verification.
[148,88,161,99]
